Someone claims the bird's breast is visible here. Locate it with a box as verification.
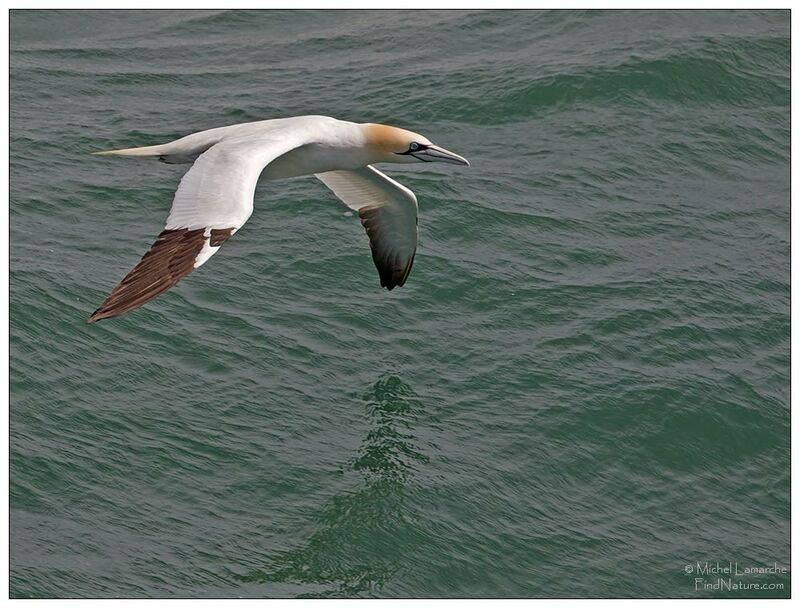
[261,143,372,180]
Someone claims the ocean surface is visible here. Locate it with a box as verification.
[10,9,790,598]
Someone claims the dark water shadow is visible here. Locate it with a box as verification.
[237,374,431,597]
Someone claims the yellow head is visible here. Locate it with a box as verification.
[363,123,470,166]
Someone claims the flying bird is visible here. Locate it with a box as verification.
[87,115,469,323]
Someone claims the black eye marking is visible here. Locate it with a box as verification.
[396,142,429,156]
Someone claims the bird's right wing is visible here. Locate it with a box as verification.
[316,165,419,290]
[88,135,305,323]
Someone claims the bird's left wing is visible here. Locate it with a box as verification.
[316,166,418,290]
[88,135,304,323]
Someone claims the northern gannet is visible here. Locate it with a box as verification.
[87,115,469,323]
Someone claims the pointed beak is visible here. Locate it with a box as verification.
[419,144,470,166]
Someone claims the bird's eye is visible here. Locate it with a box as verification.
[409,142,420,152]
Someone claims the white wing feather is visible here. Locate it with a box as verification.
[167,135,303,230]
[89,133,308,322]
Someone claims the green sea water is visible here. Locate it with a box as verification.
[10,9,790,598]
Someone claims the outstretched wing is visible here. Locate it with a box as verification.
[316,166,418,290]
[88,136,302,323]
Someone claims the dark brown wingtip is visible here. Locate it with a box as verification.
[87,308,113,324]
[378,255,414,291]
[87,304,122,323]
[359,204,416,291]
[87,228,210,324]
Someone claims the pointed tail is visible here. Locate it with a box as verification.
[91,143,169,158]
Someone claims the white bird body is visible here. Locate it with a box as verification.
[88,115,469,323]
[103,116,371,172]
